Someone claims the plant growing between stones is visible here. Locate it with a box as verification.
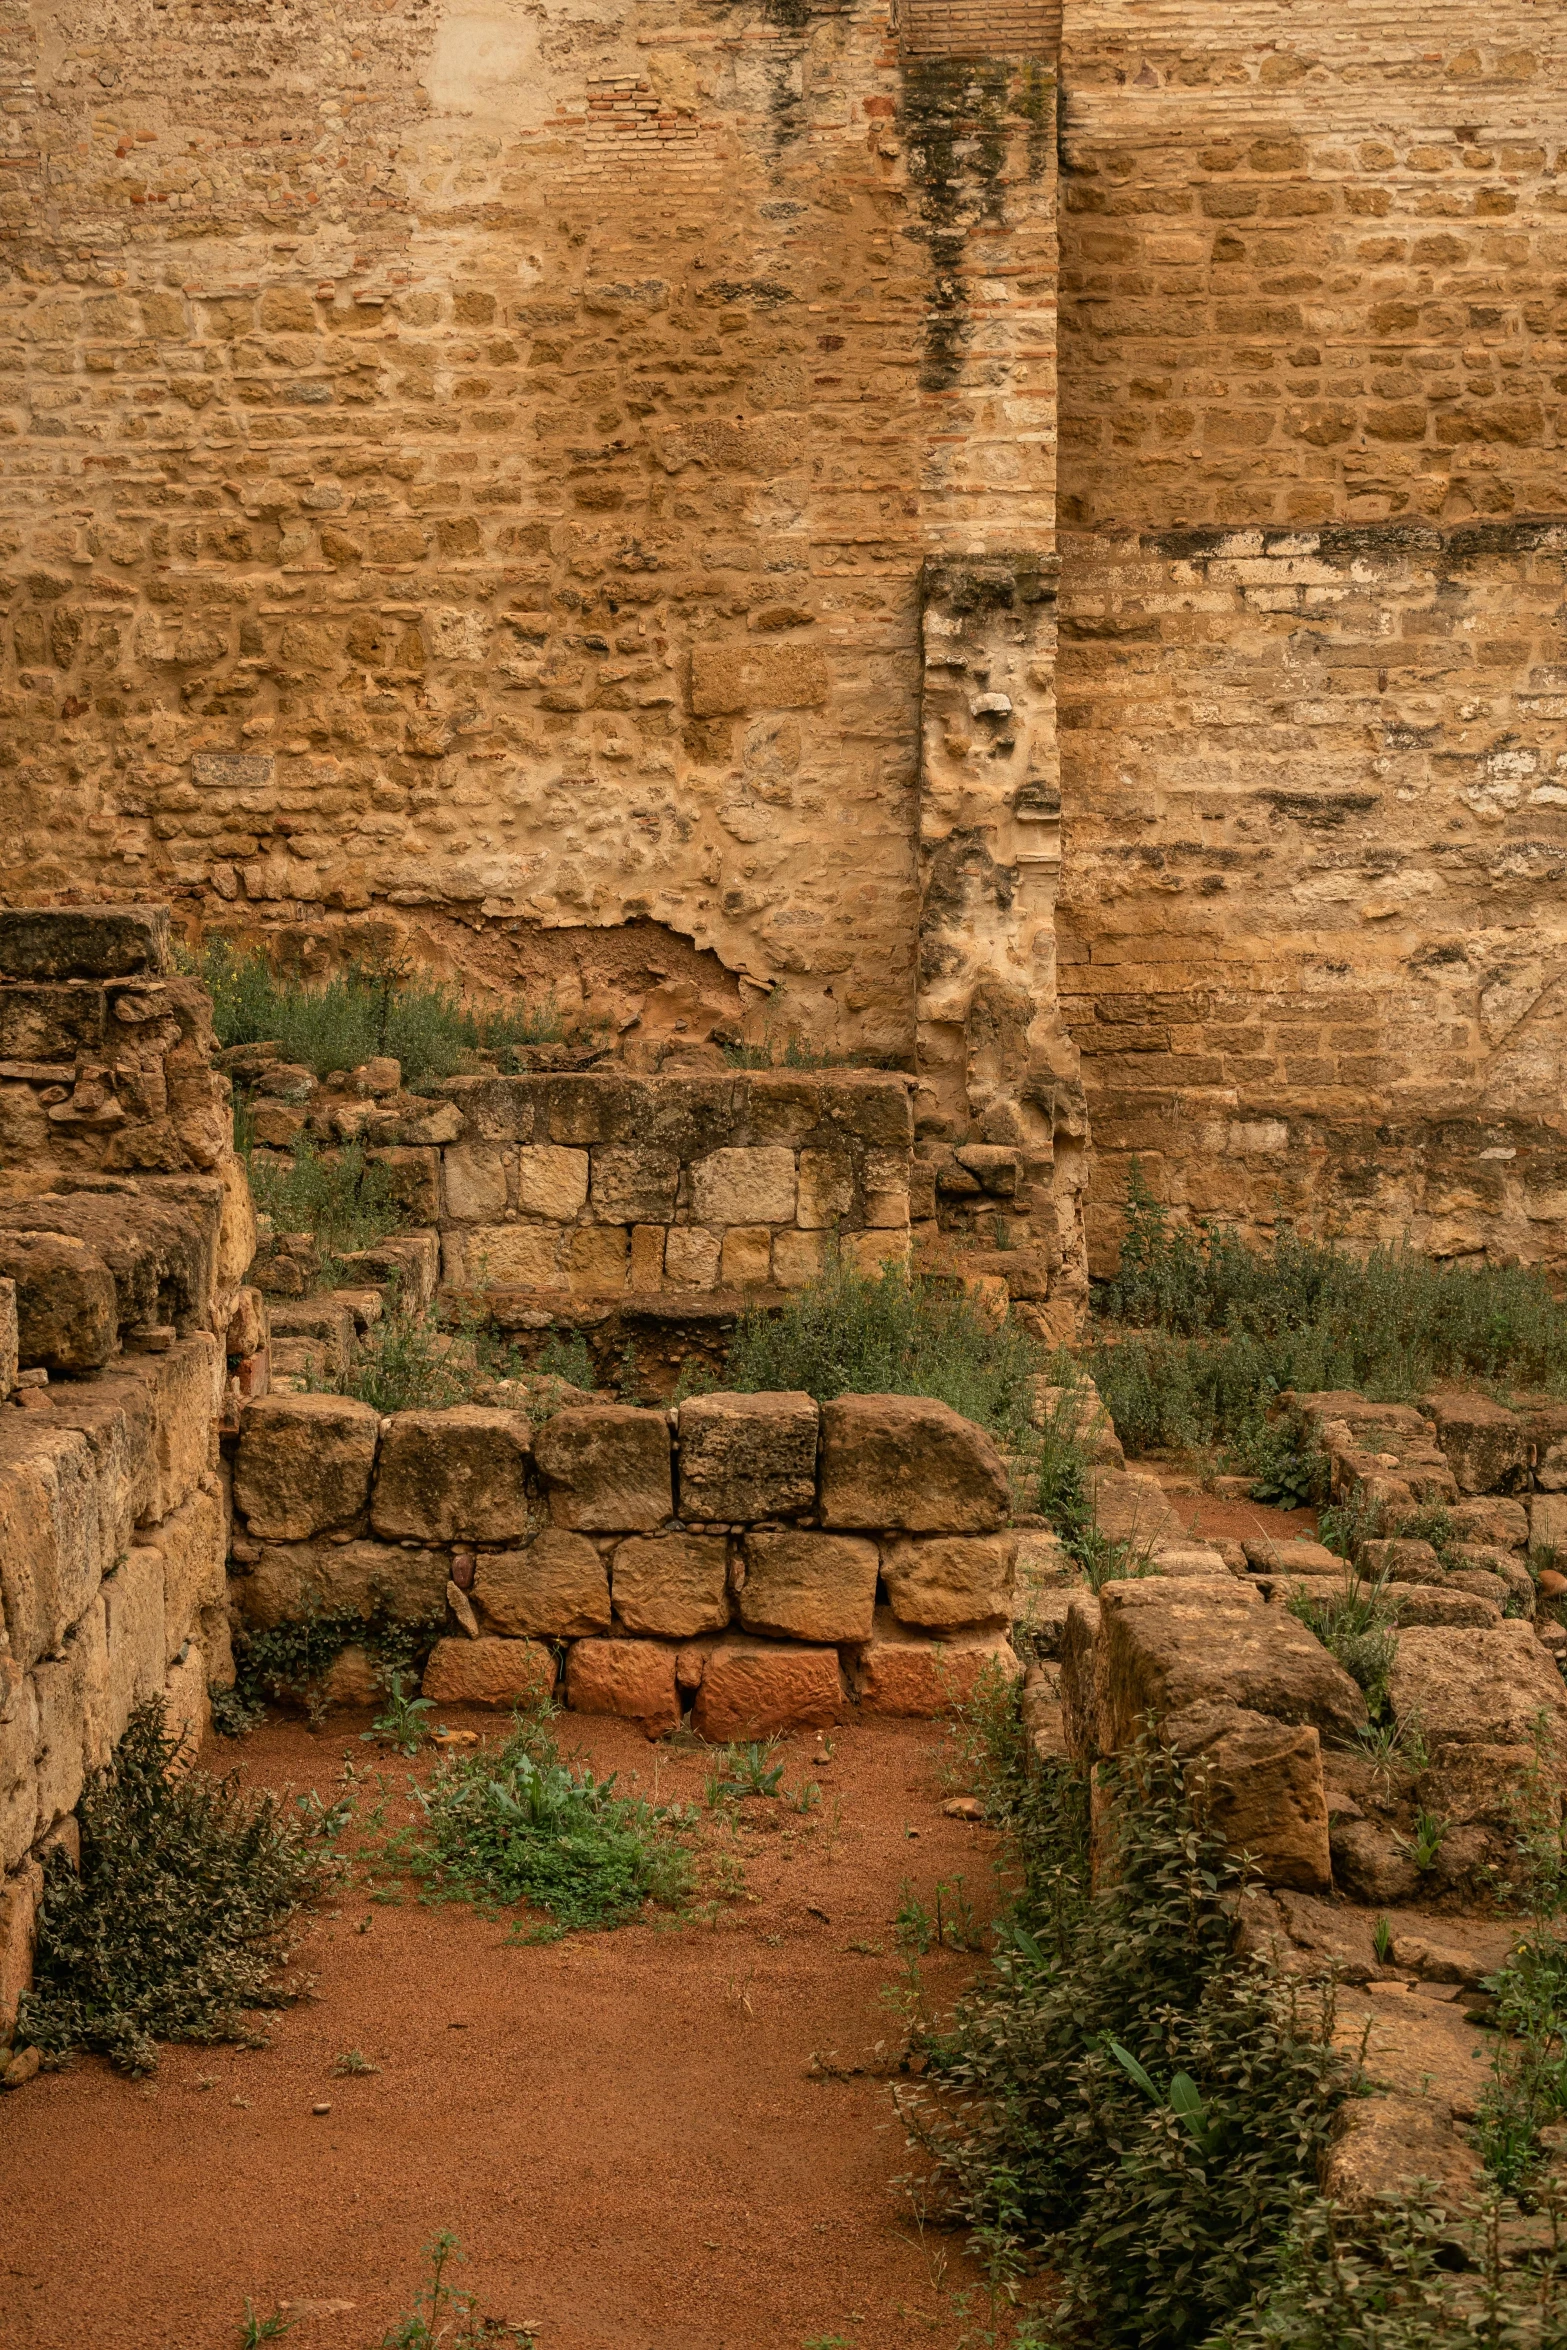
[19,1701,326,2076]
[363,1671,435,1757]
[244,1132,408,1261]
[1286,1568,1401,1720]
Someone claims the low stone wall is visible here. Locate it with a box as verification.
[229,1388,1022,1740]
[0,907,257,2061]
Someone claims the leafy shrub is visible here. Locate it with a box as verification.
[245,1134,408,1258]
[1090,1159,1567,1455]
[725,1255,1043,1447]
[906,1730,1350,2350]
[199,942,562,1091]
[228,1602,441,1725]
[408,1705,692,1934]
[18,1701,323,2073]
[1475,1931,1567,2196]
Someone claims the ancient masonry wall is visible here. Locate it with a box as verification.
[1057,0,1567,1273]
[0,907,260,2055]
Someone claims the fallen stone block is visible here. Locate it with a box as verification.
[675,1390,818,1522]
[1329,1819,1421,1905]
[372,1406,531,1544]
[534,1405,671,1532]
[1422,1391,1527,1496]
[0,1233,117,1373]
[1415,1744,1558,1835]
[819,1394,1009,1533]
[1321,2091,1482,2215]
[611,1533,730,1638]
[852,1611,1021,1718]
[1086,1469,1181,1549]
[423,1636,556,1710]
[564,1637,680,1736]
[235,1393,378,1541]
[1148,1545,1231,1579]
[473,1532,611,1639]
[1389,1622,1567,1753]
[1096,1578,1365,1756]
[1356,1537,1443,1582]
[739,1529,879,1643]
[691,1636,846,1740]
[237,1540,449,1631]
[880,1532,1016,1628]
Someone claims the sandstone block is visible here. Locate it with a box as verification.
[163,1643,212,1754]
[0,1424,100,1668]
[33,1600,108,1829]
[1329,1819,1421,1906]
[591,1146,679,1224]
[0,1233,117,1372]
[235,1393,378,1541]
[691,1637,846,1740]
[443,1143,512,1222]
[820,1394,1009,1533]
[0,1677,37,1873]
[677,1390,818,1522]
[122,1335,222,1523]
[796,1150,854,1230]
[534,1406,671,1531]
[629,1226,665,1290]
[39,1374,156,1574]
[564,1638,680,1735]
[0,1279,15,1401]
[853,1611,1021,1718]
[612,1534,730,1637]
[0,905,169,981]
[881,1532,1016,1629]
[422,1637,556,1710]
[372,1407,531,1544]
[664,1226,721,1289]
[1448,1497,1529,1550]
[772,1231,827,1290]
[691,1146,796,1227]
[1423,1392,1527,1495]
[1096,1578,1366,1755]
[689,641,830,717]
[103,1548,167,1745]
[515,1144,589,1220]
[842,1231,911,1278]
[238,1540,449,1630]
[1164,1703,1330,1893]
[1388,1622,1567,1753]
[1323,2093,1482,2216]
[1531,1495,1567,1553]
[1240,1535,1340,1574]
[739,1530,878,1643]
[0,1855,43,2044]
[569,1224,628,1292]
[455,1224,566,1287]
[474,1532,611,1638]
[1416,1744,1556,1834]
[719,1226,773,1290]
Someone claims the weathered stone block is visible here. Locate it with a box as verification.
[266,1297,355,1381]
[689,642,830,717]
[691,1637,846,1740]
[103,1548,166,1745]
[149,1487,228,1661]
[423,1637,556,1709]
[880,1532,1016,1629]
[362,1147,440,1223]
[474,1532,611,1638]
[1531,1494,1567,1552]
[569,1223,628,1292]
[612,1534,730,1637]
[719,1226,773,1290]
[515,1144,589,1219]
[739,1530,879,1643]
[591,1145,679,1224]
[1164,1702,1331,1893]
[564,1638,680,1735]
[0,1855,42,2044]
[677,1391,818,1522]
[0,1232,117,1372]
[442,1143,512,1222]
[1423,1392,1527,1495]
[629,1226,665,1290]
[1448,1497,1529,1549]
[797,1149,854,1230]
[772,1231,827,1290]
[45,1374,157,1568]
[372,1406,532,1544]
[1096,1579,1366,1755]
[691,1146,797,1226]
[820,1394,1010,1533]
[534,1406,671,1531]
[0,1677,38,1874]
[455,1224,566,1287]
[0,981,105,1063]
[33,1599,108,1830]
[235,1393,378,1541]
[238,1539,449,1630]
[163,1643,212,1753]
[1388,1622,1567,1752]
[665,1226,721,1288]
[0,1425,100,1668]
[853,1611,1021,1717]
[0,906,170,981]
[121,1335,222,1523]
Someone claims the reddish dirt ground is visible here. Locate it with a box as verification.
[0,1714,1000,2350]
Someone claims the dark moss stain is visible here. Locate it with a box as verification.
[923,551,1058,614]
[899,58,1011,393]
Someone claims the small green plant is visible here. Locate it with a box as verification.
[534,1329,595,1389]
[895,1881,935,1955]
[245,1134,407,1259]
[210,1683,267,1740]
[789,1780,823,1816]
[409,1704,692,1931]
[381,2228,534,2350]
[710,1740,787,1802]
[1475,1931,1567,2195]
[364,1671,435,1757]
[230,1603,441,1726]
[1402,1809,1448,1874]
[239,2304,295,2349]
[333,2047,379,2075]
[1354,1712,1429,1785]
[1108,2040,1222,2160]
[19,1701,324,2075]
[1372,1914,1394,1966]
[1286,1568,1400,1719]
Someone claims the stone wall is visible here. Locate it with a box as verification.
[229,1386,1022,1739]
[0,907,255,2057]
[1057,0,1567,1272]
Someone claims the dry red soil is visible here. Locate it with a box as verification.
[0,1714,998,2350]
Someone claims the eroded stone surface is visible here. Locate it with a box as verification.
[676,1390,818,1522]
[820,1395,1009,1533]
[371,1406,531,1544]
[235,1393,378,1542]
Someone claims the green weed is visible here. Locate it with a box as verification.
[364,1671,435,1757]
[333,2047,379,2076]
[19,1701,324,2075]
[245,1134,407,1259]
[408,1705,692,1931]
[708,1740,787,1803]
[1286,1569,1401,1719]
[1372,1914,1394,1966]
[239,2304,295,2348]
[381,2228,535,2350]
